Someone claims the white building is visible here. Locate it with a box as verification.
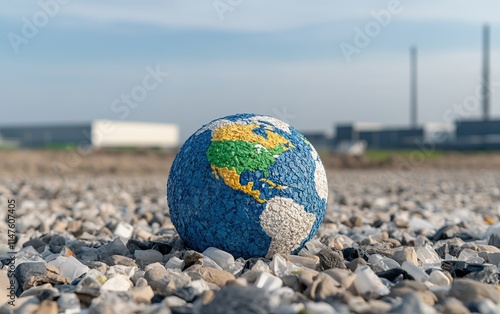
[91,120,179,148]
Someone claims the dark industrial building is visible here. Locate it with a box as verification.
[305,119,500,152]
[452,119,500,150]
[305,24,499,153]
[334,123,424,149]
[0,124,92,148]
[303,121,455,152]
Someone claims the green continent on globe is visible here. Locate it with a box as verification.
[206,123,293,203]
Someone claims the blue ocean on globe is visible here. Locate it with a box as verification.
[167,113,328,258]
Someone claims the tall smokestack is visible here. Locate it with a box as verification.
[482,24,490,120]
[410,46,418,128]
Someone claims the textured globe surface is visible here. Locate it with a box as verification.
[167,113,328,258]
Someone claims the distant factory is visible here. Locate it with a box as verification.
[0,120,180,149]
[2,24,497,153]
[305,24,499,152]
[333,122,454,150]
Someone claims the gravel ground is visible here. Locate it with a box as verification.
[2,169,500,313]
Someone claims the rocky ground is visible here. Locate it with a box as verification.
[2,169,500,313]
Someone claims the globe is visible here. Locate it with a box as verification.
[167,113,328,258]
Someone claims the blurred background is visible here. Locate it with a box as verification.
[1,0,500,175]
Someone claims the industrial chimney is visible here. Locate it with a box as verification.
[482,24,490,120]
[410,46,418,128]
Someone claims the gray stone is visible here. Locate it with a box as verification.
[478,251,489,262]
[75,285,100,307]
[78,276,102,289]
[135,277,148,288]
[432,225,461,241]
[450,278,500,305]
[317,249,346,270]
[144,263,169,292]
[81,249,99,262]
[97,238,129,257]
[390,287,437,306]
[173,287,201,303]
[281,275,300,291]
[23,239,47,251]
[388,292,436,313]
[0,306,12,314]
[201,285,271,314]
[389,280,437,306]
[487,252,500,266]
[464,265,500,285]
[135,250,164,268]
[48,235,66,253]
[488,233,500,248]
[15,262,46,288]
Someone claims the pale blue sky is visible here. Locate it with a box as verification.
[1,1,500,138]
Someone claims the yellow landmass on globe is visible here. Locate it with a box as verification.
[211,166,285,203]
[209,123,292,203]
[211,166,265,203]
[212,123,292,150]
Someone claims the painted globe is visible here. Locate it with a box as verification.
[167,113,328,258]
